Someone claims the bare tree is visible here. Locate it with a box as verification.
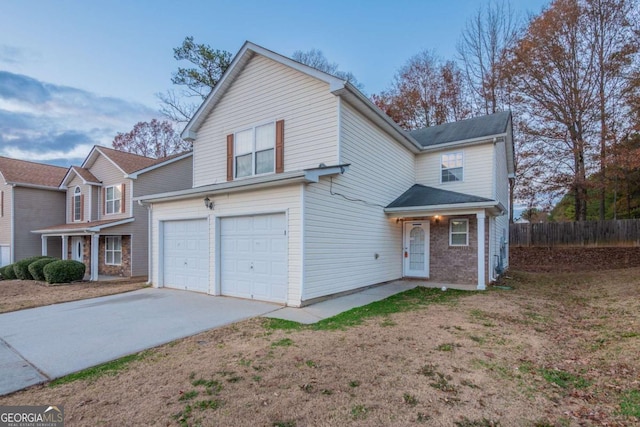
[112,119,190,158]
[372,51,470,130]
[457,0,521,115]
[292,49,364,91]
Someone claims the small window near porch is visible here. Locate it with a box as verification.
[105,236,122,265]
[449,219,469,246]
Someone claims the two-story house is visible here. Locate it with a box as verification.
[0,157,68,266]
[33,146,193,280]
[137,42,513,307]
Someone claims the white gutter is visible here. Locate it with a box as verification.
[136,165,349,204]
[385,201,506,216]
[9,182,66,191]
[418,134,506,153]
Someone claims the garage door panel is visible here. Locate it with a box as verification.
[221,213,287,303]
[163,219,209,293]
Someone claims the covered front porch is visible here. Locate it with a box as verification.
[385,185,507,290]
[32,219,134,281]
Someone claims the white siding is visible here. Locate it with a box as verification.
[193,54,338,187]
[302,101,416,300]
[415,144,494,199]
[493,138,510,272]
[149,184,302,306]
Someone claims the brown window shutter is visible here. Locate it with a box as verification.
[80,195,84,221]
[103,188,106,216]
[275,120,284,174]
[1,191,3,217]
[71,196,75,221]
[121,183,126,213]
[227,134,234,181]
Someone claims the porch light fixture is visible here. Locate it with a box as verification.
[434,215,441,224]
[203,196,214,210]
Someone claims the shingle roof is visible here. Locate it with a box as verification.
[96,146,158,174]
[386,184,493,209]
[32,218,134,233]
[0,156,68,188]
[71,166,100,184]
[410,111,511,148]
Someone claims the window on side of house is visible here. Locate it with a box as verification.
[441,152,463,183]
[105,236,122,265]
[105,185,122,214]
[234,122,275,178]
[73,187,82,221]
[449,219,469,246]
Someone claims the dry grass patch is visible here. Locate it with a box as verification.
[0,279,148,313]
[1,269,639,426]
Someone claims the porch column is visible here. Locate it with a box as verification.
[61,236,68,260]
[476,211,486,290]
[41,236,48,256]
[90,234,99,281]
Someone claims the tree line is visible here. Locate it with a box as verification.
[114,0,640,222]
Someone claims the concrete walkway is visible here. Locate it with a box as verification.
[0,280,473,396]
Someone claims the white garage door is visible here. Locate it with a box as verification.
[221,213,287,303]
[163,219,209,293]
[0,246,10,267]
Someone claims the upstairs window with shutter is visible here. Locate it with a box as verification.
[105,185,122,214]
[73,187,82,221]
[229,120,283,180]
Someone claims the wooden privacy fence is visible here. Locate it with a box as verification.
[510,219,640,247]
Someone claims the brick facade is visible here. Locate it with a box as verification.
[98,235,131,277]
[66,234,131,278]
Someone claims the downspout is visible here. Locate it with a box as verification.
[10,185,15,263]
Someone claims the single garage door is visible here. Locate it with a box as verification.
[163,219,209,293]
[221,213,287,303]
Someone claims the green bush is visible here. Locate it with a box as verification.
[1,264,17,280]
[43,260,86,284]
[13,256,50,280]
[28,257,59,281]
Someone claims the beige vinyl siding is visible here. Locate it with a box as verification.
[193,54,338,187]
[133,156,193,197]
[150,184,302,305]
[66,175,92,223]
[91,186,100,221]
[415,143,494,199]
[87,156,132,220]
[302,101,416,300]
[14,187,65,260]
[0,181,12,247]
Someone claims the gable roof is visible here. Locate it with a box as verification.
[83,146,158,175]
[0,156,68,189]
[181,41,421,153]
[386,184,493,209]
[70,166,101,185]
[410,111,511,148]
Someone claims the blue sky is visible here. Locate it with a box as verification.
[0,0,549,166]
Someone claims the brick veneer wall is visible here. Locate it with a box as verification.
[98,235,131,277]
[429,215,487,285]
[510,246,640,273]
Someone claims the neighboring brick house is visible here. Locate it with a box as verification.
[137,42,513,306]
[33,146,193,280]
[0,157,68,266]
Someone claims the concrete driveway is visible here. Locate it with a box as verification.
[0,288,278,396]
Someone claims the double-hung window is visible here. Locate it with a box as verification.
[450,219,469,246]
[235,122,275,178]
[441,152,463,183]
[105,185,121,214]
[105,236,122,265]
[73,187,82,221]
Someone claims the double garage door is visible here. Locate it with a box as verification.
[163,214,287,303]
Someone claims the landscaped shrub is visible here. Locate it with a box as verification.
[13,256,51,280]
[28,257,59,281]
[43,260,86,284]
[1,264,17,280]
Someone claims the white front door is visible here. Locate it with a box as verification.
[71,237,84,262]
[403,222,429,278]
